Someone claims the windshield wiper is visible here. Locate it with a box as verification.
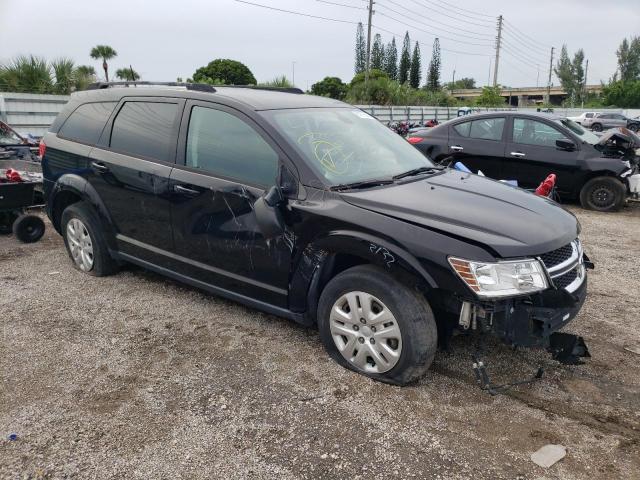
[392,165,444,180]
[330,179,394,191]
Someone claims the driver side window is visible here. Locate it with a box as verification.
[512,118,564,147]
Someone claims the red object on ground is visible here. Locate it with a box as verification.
[5,168,23,183]
[535,173,556,197]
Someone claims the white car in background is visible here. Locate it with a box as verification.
[567,112,599,127]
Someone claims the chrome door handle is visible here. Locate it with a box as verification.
[91,161,109,172]
[450,145,464,152]
[510,152,526,157]
[174,184,200,196]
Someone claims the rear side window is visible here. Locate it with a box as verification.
[585,113,594,118]
[110,102,178,162]
[58,102,117,144]
[453,118,505,141]
[185,106,278,186]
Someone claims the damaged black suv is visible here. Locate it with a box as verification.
[42,82,591,385]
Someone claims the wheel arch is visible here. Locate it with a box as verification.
[289,230,437,325]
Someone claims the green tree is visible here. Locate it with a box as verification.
[311,76,347,100]
[384,37,398,80]
[115,67,141,81]
[192,59,256,85]
[602,80,640,108]
[259,75,294,88]
[572,49,585,104]
[371,34,385,71]
[475,86,504,106]
[554,44,586,106]
[398,32,411,84]
[51,58,75,94]
[446,77,476,90]
[355,22,366,74]
[425,38,441,91]
[90,45,117,82]
[616,36,640,82]
[74,65,96,91]
[0,55,53,93]
[409,41,422,88]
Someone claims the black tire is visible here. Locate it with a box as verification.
[318,265,438,385]
[591,123,603,132]
[0,211,19,234]
[629,123,639,133]
[579,176,626,212]
[60,201,118,276]
[12,214,45,243]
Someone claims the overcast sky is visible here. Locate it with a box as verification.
[1,0,638,90]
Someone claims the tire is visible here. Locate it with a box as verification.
[579,176,626,212]
[12,214,45,243]
[60,201,118,276]
[591,123,603,132]
[629,123,639,133]
[317,265,438,385]
[0,211,19,234]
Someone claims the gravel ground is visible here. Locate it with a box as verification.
[1,203,639,479]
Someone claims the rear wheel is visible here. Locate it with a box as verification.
[629,123,639,133]
[12,214,45,243]
[61,202,118,276]
[318,265,437,385]
[591,123,603,132]
[579,176,626,212]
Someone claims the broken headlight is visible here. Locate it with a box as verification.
[449,257,548,298]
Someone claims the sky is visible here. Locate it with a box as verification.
[1,0,638,90]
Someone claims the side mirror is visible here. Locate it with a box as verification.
[254,186,285,239]
[556,138,576,151]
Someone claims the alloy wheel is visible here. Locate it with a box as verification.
[329,291,402,373]
[66,218,94,271]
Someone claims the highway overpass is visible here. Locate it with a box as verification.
[451,85,604,106]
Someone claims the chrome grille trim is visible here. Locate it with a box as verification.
[541,239,586,293]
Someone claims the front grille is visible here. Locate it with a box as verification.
[553,268,578,289]
[540,243,573,269]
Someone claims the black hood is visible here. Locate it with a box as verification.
[340,170,579,258]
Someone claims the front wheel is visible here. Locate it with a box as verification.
[629,123,639,133]
[591,123,603,132]
[318,265,438,385]
[12,214,45,243]
[579,176,626,212]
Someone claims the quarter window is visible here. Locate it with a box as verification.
[453,118,505,141]
[110,102,178,161]
[512,118,564,147]
[58,102,117,144]
[185,106,278,186]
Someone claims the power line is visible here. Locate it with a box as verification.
[502,21,553,51]
[500,40,551,65]
[315,0,366,10]
[428,0,495,19]
[379,0,494,39]
[233,0,362,24]
[409,0,495,28]
[373,24,492,57]
[376,11,494,47]
[502,28,552,57]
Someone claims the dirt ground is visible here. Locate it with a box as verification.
[1,202,639,479]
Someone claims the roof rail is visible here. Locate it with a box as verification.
[218,85,304,94]
[86,81,216,93]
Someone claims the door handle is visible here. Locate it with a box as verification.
[510,152,526,158]
[91,161,109,172]
[450,145,464,152]
[174,184,201,196]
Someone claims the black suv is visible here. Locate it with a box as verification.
[42,83,590,385]
[408,112,640,211]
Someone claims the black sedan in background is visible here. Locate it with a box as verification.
[407,112,638,211]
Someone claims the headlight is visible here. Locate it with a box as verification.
[449,257,548,298]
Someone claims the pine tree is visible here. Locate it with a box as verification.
[355,23,366,74]
[384,37,398,80]
[398,32,411,84]
[617,36,640,82]
[409,41,421,88]
[426,38,441,91]
[371,34,385,71]
[572,49,585,104]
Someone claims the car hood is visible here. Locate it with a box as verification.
[340,170,579,258]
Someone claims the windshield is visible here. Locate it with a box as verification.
[556,118,600,145]
[262,108,434,185]
[0,122,24,146]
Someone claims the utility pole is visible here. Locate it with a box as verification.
[451,68,456,94]
[364,0,375,90]
[536,65,540,88]
[582,59,589,109]
[488,58,492,86]
[292,61,296,86]
[546,46,555,105]
[493,15,503,87]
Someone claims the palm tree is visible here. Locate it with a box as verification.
[51,58,75,94]
[90,45,117,82]
[0,55,53,93]
[115,67,140,81]
[75,65,97,90]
